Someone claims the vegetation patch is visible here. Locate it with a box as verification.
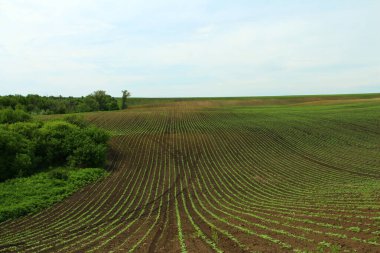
[0,114,110,181]
[0,90,119,115]
[0,167,108,223]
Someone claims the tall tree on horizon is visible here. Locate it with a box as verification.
[121,90,131,109]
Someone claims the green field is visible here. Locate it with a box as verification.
[123,93,380,107]
[1,94,380,252]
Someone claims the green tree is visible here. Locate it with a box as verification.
[38,121,80,166]
[0,129,34,181]
[7,122,41,139]
[121,90,131,109]
[0,109,31,124]
[0,113,110,181]
[107,99,119,111]
[87,90,119,111]
[0,92,119,114]
[91,90,108,111]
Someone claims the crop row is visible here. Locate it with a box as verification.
[0,100,379,252]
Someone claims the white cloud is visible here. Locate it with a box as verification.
[0,0,379,97]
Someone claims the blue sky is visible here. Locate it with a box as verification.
[0,0,379,97]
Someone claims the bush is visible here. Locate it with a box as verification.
[0,109,31,124]
[7,122,42,139]
[68,140,108,167]
[0,167,108,222]
[0,114,109,181]
[64,126,110,168]
[48,168,69,181]
[81,126,110,144]
[63,115,89,128]
[0,129,34,181]
[38,121,80,166]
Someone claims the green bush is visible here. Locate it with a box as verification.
[48,168,69,181]
[0,108,31,124]
[0,129,34,181]
[7,121,41,138]
[63,114,89,128]
[83,126,110,143]
[63,125,110,168]
[0,116,109,182]
[38,121,80,166]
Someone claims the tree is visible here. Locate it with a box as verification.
[0,129,34,181]
[81,96,100,112]
[87,90,119,111]
[0,110,111,181]
[121,90,131,109]
[0,91,119,115]
[0,109,31,124]
[38,121,80,166]
[107,99,119,111]
[91,90,108,111]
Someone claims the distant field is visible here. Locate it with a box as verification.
[123,93,380,107]
[1,94,380,252]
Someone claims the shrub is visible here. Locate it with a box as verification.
[0,109,31,124]
[0,129,34,181]
[63,114,89,128]
[64,127,109,168]
[38,121,80,166]
[0,168,108,222]
[7,122,42,139]
[81,126,110,144]
[48,168,69,181]
[68,140,108,168]
[0,115,109,181]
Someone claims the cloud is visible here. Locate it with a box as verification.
[0,0,379,97]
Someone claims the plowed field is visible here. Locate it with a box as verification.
[1,96,380,252]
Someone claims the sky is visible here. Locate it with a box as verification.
[0,0,379,97]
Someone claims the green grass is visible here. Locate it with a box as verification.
[0,167,108,223]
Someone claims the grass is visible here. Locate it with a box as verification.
[0,167,108,223]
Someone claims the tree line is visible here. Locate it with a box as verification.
[0,90,130,115]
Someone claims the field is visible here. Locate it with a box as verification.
[1,95,380,252]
